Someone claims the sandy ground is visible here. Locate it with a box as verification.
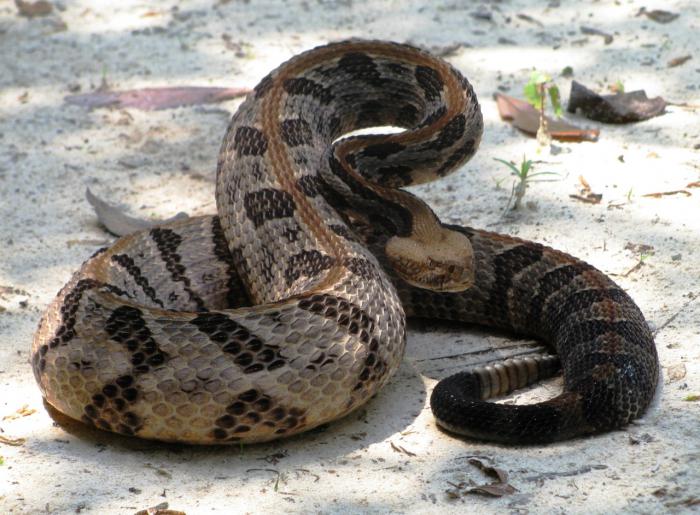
[1,0,699,513]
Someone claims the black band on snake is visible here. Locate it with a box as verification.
[32,40,659,445]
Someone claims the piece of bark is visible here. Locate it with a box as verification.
[567,81,666,123]
[494,93,599,142]
[65,86,250,111]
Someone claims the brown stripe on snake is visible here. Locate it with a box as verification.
[32,41,658,445]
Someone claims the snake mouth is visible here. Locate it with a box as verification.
[385,229,475,293]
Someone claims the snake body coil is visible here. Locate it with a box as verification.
[32,41,659,444]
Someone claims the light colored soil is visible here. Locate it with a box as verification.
[1,1,699,513]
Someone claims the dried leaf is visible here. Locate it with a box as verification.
[641,190,691,198]
[65,86,250,111]
[494,93,599,142]
[468,458,509,483]
[668,55,692,68]
[568,81,666,123]
[580,26,613,44]
[15,0,53,17]
[687,182,700,188]
[637,8,679,24]
[86,188,188,237]
[450,459,518,498]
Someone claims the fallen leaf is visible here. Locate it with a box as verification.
[463,458,517,497]
[15,0,52,17]
[687,182,700,188]
[65,86,250,111]
[494,93,599,142]
[86,188,188,237]
[568,81,666,123]
[580,26,613,44]
[683,394,699,402]
[641,190,691,198]
[668,55,692,68]
[637,8,679,24]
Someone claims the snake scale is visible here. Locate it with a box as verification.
[32,40,659,445]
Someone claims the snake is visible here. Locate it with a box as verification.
[31,40,659,445]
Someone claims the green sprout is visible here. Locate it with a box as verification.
[494,156,558,211]
[524,71,563,145]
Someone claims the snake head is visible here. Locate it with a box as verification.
[385,228,474,293]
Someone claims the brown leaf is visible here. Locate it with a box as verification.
[568,81,666,123]
[15,0,52,17]
[579,175,591,192]
[687,181,700,188]
[668,55,692,68]
[65,86,251,111]
[467,483,518,497]
[641,190,691,198]
[86,188,188,237]
[637,8,679,24]
[468,458,509,483]
[494,93,599,142]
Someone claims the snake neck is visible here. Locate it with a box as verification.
[215,40,483,305]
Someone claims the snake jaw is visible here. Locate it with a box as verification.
[385,229,475,293]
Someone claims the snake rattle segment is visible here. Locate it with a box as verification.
[32,41,659,444]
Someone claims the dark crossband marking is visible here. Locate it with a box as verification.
[105,305,169,373]
[233,126,268,156]
[360,141,406,160]
[336,52,386,87]
[297,174,322,197]
[150,228,207,311]
[191,313,286,373]
[254,73,274,98]
[243,188,296,228]
[110,254,164,308]
[487,244,545,324]
[283,77,334,105]
[415,65,444,100]
[544,288,631,329]
[284,250,335,286]
[435,139,477,176]
[298,293,375,338]
[527,263,589,331]
[328,155,412,236]
[431,114,466,150]
[280,118,313,147]
[343,256,383,282]
[211,217,250,309]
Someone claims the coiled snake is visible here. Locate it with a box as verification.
[32,41,659,444]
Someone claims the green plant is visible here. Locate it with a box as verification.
[494,156,558,211]
[523,71,562,145]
